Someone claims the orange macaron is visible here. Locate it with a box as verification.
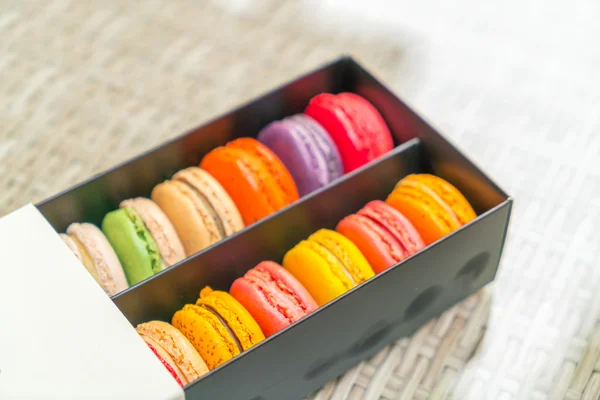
[386,174,477,245]
[200,138,299,225]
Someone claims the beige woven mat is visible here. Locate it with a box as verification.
[1,1,599,399]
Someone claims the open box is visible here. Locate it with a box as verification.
[1,57,511,399]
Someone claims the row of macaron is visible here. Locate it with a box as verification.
[60,92,395,296]
[133,173,477,386]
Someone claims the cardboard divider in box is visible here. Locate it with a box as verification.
[32,57,512,399]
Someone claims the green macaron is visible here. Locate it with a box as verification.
[102,208,165,286]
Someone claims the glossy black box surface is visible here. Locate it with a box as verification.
[37,57,511,400]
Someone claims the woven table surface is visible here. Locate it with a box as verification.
[1,1,599,399]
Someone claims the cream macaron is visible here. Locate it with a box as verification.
[151,167,244,256]
[61,223,129,296]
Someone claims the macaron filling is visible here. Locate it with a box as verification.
[317,242,356,284]
[143,335,189,382]
[173,168,243,236]
[145,342,184,387]
[197,304,243,353]
[120,198,185,267]
[136,321,209,383]
[310,232,371,284]
[123,208,165,274]
[174,175,227,238]
[302,240,356,288]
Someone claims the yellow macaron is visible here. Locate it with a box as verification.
[283,229,375,306]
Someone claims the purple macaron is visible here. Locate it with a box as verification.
[257,114,343,196]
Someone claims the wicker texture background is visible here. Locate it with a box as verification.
[1,1,599,399]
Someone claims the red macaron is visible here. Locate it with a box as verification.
[230,261,318,337]
[305,93,394,173]
[336,200,425,274]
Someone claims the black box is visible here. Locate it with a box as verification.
[37,57,512,400]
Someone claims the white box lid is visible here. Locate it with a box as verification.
[0,204,185,400]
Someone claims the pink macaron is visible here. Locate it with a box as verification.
[305,93,394,173]
[230,261,318,337]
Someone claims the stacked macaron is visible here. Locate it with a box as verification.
[135,174,475,386]
[59,93,395,295]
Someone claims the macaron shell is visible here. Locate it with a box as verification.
[306,93,363,172]
[306,93,393,172]
[337,201,425,273]
[172,304,239,370]
[151,180,221,256]
[227,138,299,204]
[402,174,477,224]
[230,261,318,337]
[308,229,375,285]
[173,167,244,236]
[288,115,343,185]
[60,233,102,284]
[136,320,209,384]
[397,179,460,227]
[336,214,405,274]
[102,209,164,286]
[120,198,186,267]
[258,115,343,196]
[66,223,128,295]
[336,93,394,162]
[387,187,459,245]
[283,241,351,306]
[200,146,287,225]
[360,201,425,252]
[258,119,326,196]
[196,287,265,349]
[256,261,318,312]
[230,277,287,337]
